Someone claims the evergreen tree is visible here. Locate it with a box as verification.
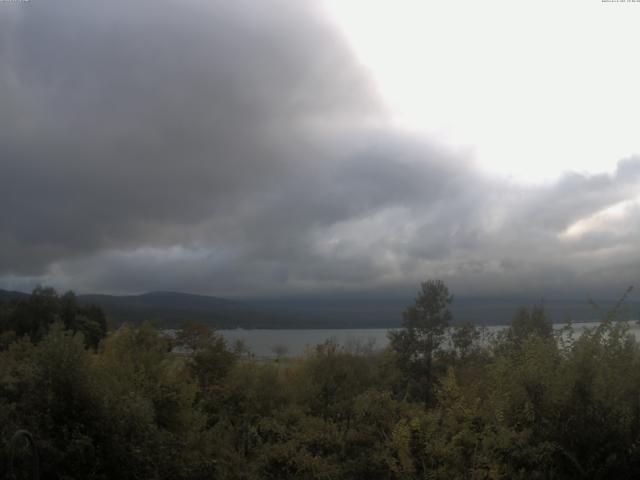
[389,280,453,405]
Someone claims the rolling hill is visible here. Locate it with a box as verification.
[1,289,637,329]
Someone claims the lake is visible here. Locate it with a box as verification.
[217,320,640,358]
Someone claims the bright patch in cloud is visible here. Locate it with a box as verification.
[562,194,640,240]
[324,0,640,182]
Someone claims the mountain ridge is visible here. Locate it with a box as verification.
[1,289,637,329]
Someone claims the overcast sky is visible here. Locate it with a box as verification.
[1,0,639,299]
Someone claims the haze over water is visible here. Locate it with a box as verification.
[218,321,640,358]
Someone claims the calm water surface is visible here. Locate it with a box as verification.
[217,321,640,358]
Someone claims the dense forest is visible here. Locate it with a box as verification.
[1,283,640,479]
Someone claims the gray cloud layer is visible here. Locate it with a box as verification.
[1,0,639,298]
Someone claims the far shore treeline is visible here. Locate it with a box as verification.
[2,287,637,330]
[2,282,640,479]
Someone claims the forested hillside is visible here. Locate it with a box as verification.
[2,284,640,479]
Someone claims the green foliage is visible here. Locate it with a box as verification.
[0,287,107,349]
[509,304,553,343]
[3,285,640,479]
[0,323,101,479]
[389,280,453,404]
[451,320,482,359]
[175,320,215,352]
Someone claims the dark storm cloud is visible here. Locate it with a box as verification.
[1,0,639,297]
[0,0,379,272]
